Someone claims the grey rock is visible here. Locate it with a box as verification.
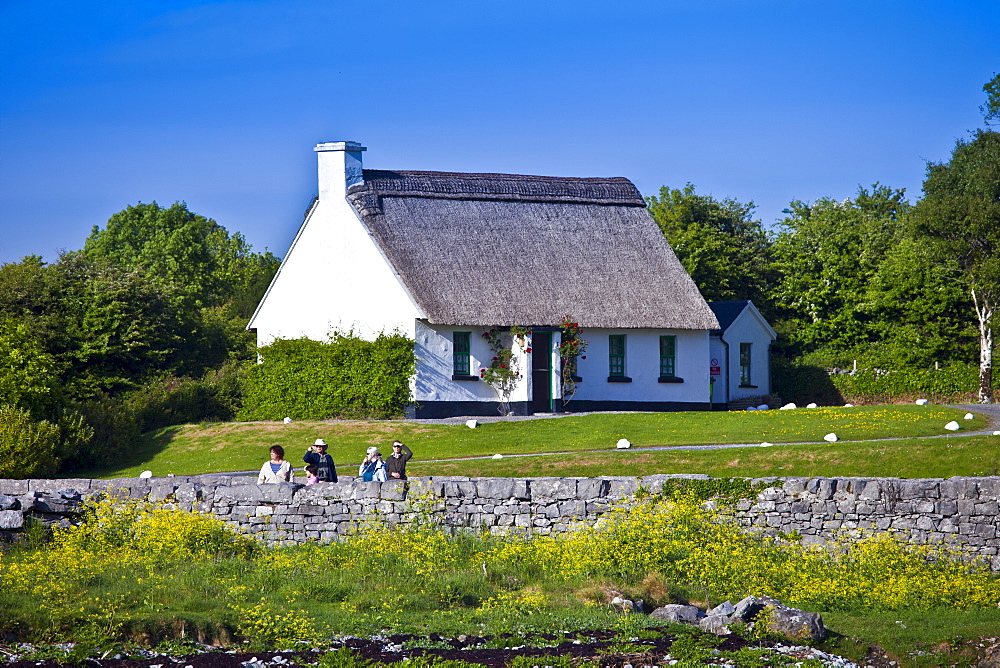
[0,494,19,511]
[175,483,204,503]
[707,600,735,617]
[649,604,701,624]
[607,477,639,498]
[31,493,81,514]
[732,595,766,622]
[475,478,514,499]
[380,481,407,501]
[0,510,24,529]
[531,478,576,500]
[698,615,731,635]
[762,605,827,642]
[0,480,29,495]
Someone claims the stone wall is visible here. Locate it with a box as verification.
[1,474,999,570]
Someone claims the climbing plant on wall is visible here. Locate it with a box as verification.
[480,325,530,415]
[557,317,589,406]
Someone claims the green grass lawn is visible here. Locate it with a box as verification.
[819,608,1000,667]
[416,434,1000,479]
[71,405,993,479]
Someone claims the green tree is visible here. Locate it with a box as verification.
[73,261,192,394]
[85,202,218,310]
[0,317,60,417]
[865,237,975,368]
[84,202,279,372]
[646,184,773,310]
[770,184,910,363]
[911,129,1000,402]
[84,201,279,312]
[981,73,1000,126]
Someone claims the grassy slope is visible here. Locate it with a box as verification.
[71,405,993,479]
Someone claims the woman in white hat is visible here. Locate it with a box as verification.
[303,438,337,482]
[359,446,387,482]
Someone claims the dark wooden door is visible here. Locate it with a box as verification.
[531,332,552,413]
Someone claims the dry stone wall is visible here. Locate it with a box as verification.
[1,474,999,570]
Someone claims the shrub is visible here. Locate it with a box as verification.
[127,362,247,432]
[771,358,844,405]
[830,363,999,404]
[67,394,141,470]
[0,404,61,478]
[240,331,416,420]
[54,496,258,561]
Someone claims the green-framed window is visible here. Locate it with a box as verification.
[453,332,471,376]
[608,334,626,377]
[659,335,676,377]
[740,342,752,386]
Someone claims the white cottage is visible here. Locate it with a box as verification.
[707,300,777,409]
[249,141,721,418]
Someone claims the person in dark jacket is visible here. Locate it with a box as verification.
[386,441,412,480]
[303,438,338,482]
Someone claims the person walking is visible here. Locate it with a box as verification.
[386,440,413,480]
[303,438,338,483]
[359,446,387,482]
[258,445,294,484]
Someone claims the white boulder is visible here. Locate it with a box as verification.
[466,419,478,428]
[915,399,929,406]
[616,438,632,449]
[283,417,292,424]
[823,433,838,442]
[944,421,961,431]
[780,403,797,410]
[760,442,774,447]
[964,413,974,420]
[139,470,153,479]
[491,453,503,459]
[844,403,854,408]
[806,403,818,409]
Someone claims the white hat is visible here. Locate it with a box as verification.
[366,446,379,455]
[314,438,327,447]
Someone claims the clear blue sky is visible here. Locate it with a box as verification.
[1,0,997,265]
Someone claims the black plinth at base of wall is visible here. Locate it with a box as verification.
[564,400,712,412]
[408,401,532,419]
[406,399,711,418]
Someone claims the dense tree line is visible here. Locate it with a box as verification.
[0,202,280,476]
[649,75,999,403]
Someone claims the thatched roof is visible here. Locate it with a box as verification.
[346,170,719,329]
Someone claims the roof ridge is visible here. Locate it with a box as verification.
[348,169,646,207]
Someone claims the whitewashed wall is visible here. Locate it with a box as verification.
[709,336,728,405]
[571,329,712,403]
[249,146,422,346]
[414,322,529,405]
[719,306,775,402]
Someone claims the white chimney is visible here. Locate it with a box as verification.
[314,141,366,201]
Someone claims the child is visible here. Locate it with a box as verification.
[304,464,319,485]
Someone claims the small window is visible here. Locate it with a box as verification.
[659,335,676,377]
[453,332,471,376]
[740,342,752,386]
[609,334,626,377]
